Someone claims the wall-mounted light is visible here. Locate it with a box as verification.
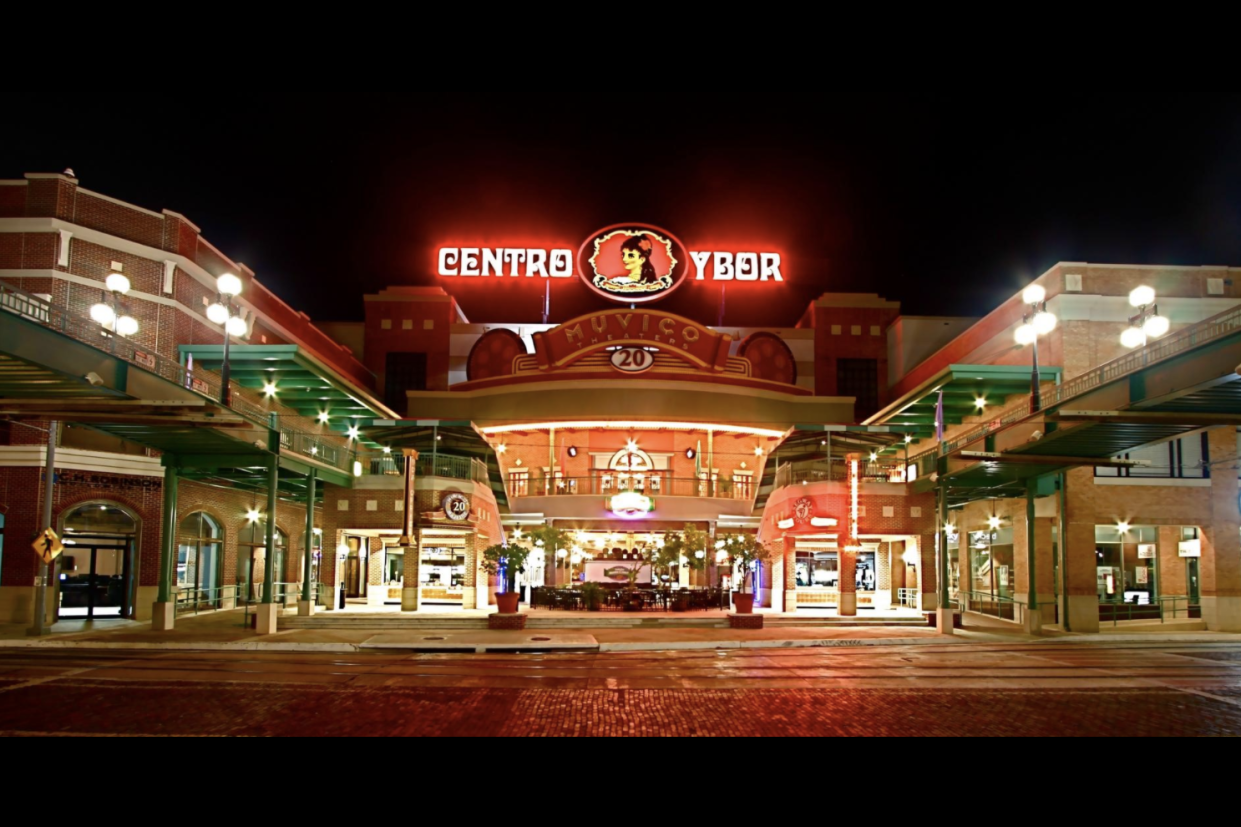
[353,461,364,478]
[686,448,696,460]
[754,447,764,457]
[246,509,261,523]
[988,516,1002,531]
[567,446,579,458]
[1117,521,1130,534]
[496,443,507,454]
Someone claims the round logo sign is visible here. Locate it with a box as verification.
[578,223,691,305]
[443,493,471,522]
[610,347,655,374]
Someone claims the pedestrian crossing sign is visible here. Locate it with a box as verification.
[31,528,64,566]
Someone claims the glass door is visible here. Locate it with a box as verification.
[59,541,130,619]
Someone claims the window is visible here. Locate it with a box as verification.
[508,469,529,498]
[385,352,428,413]
[178,513,222,601]
[237,522,287,604]
[837,358,879,419]
[1095,525,1157,605]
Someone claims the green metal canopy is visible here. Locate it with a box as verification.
[358,420,509,509]
[868,364,1062,446]
[179,344,394,448]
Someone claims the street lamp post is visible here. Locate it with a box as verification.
[90,270,140,348]
[207,273,246,406]
[1013,284,1058,413]
[1120,286,1170,350]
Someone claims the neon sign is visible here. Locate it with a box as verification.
[437,222,783,304]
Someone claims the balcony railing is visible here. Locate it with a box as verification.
[509,476,750,500]
[774,459,910,490]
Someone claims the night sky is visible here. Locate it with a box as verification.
[6,95,1241,327]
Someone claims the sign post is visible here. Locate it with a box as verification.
[29,421,58,637]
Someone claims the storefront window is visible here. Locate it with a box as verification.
[947,531,961,601]
[178,513,222,601]
[1095,526,1157,605]
[384,546,404,585]
[237,522,287,603]
[420,545,466,604]
[796,552,839,588]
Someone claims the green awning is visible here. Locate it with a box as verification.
[180,344,394,448]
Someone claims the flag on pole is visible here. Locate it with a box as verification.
[935,390,945,442]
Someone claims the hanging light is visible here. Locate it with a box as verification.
[115,315,139,337]
[346,425,361,440]
[263,382,278,397]
[1129,285,1155,308]
[974,397,987,410]
[987,516,1002,531]
[90,302,116,325]
[382,446,392,455]
[318,412,330,424]
[105,273,131,295]
[1014,323,1037,346]
[1120,326,1147,349]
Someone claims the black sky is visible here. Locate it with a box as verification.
[6,95,1241,327]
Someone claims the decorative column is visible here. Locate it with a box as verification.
[1202,428,1241,631]
[299,470,317,617]
[400,449,421,613]
[839,453,860,617]
[1014,506,1056,628]
[153,461,177,631]
[935,477,954,634]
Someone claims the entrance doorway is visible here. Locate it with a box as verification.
[59,503,138,620]
[344,535,367,599]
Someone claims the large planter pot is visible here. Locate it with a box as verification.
[733,592,756,615]
[495,592,521,614]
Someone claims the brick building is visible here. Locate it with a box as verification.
[2,174,1239,636]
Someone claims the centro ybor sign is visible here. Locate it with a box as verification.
[437,222,783,305]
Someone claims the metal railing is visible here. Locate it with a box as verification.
[511,476,750,500]
[1100,596,1193,626]
[174,585,242,615]
[963,590,1029,623]
[1,278,268,427]
[897,588,920,609]
[774,459,910,489]
[910,301,1241,468]
[417,455,491,485]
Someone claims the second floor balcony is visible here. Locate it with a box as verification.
[506,474,756,501]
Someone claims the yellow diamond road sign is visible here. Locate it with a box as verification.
[31,528,64,566]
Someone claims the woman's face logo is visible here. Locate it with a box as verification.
[578,223,691,305]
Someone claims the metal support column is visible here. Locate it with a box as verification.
[158,465,178,605]
[28,421,57,637]
[302,469,317,604]
[262,459,278,605]
[1026,478,1040,614]
[938,481,951,610]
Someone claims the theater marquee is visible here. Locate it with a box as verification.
[437,222,783,305]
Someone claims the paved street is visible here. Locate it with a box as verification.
[1,641,1240,736]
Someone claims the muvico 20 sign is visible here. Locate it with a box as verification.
[437,223,783,305]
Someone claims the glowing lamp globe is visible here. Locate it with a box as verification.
[1014,324,1037,346]
[115,315,139,337]
[1142,314,1170,338]
[1022,285,1046,305]
[90,302,116,325]
[1120,327,1147,349]
[1129,285,1155,308]
[105,273,131,295]
[217,273,243,297]
[207,303,230,325]
[1032,311,1057,335]
[226,316,249,337]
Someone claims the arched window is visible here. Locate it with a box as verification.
[237,521,287,603]
[607,445,659,493]
[178,513,222,602]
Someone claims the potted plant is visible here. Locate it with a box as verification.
[718,533,772,615]
[579,582,606,612]
[481,542,531,615]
